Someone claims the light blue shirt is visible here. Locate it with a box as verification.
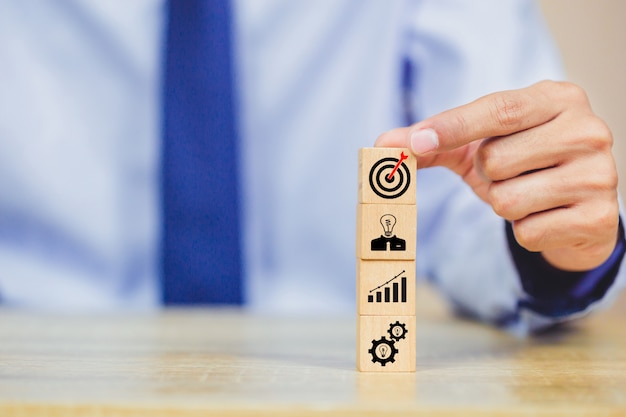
[1,0,624,331]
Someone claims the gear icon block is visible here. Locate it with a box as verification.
[357,315,416,372]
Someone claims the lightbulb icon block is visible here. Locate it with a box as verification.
[356,203,416,260]
[358,147,416,205]
[357,315,416,372]
[357,259,416,316]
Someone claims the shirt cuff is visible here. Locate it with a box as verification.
[505,218,626,318]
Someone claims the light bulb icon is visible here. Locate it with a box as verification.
[380,214,396,237]
[378,345,388,358]
[371,214,406,252]
[369,336,399,366]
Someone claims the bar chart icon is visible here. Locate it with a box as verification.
[368,270,407,303]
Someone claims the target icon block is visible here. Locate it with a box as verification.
[359,148,416,205]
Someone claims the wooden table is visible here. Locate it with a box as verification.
[1,286,625,416]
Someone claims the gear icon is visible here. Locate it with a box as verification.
[368,336,398,366]
[388,321,408,341]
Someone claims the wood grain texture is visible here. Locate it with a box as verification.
[356,259,416,316]
[358,148,416,205]
[357,315,417,372]
[356,204,417,260]
[1,285,625,416]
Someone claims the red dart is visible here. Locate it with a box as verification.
[387,151,408,181]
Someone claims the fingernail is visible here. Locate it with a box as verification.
[410,128,438,155]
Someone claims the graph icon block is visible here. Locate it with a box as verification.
[358,148,416,205]
[356,203,417,260]
[357,315,416,372]
[357,259,416,316]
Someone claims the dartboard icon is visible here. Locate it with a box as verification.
[368,155,411,199]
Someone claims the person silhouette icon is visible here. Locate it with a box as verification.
[371,214,406,251]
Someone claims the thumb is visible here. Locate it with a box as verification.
[375,127,475,175]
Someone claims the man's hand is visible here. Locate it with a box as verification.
[376,80,619,272]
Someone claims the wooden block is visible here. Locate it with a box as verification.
[357,259,415,316]
[358,148,416,205]
[357,315,416,372]
[356,203,416,260]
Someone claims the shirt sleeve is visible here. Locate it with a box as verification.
[507,218,626,318]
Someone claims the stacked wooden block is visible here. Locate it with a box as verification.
[357,147,416,372]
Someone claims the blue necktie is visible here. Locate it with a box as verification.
[161,0,242,304]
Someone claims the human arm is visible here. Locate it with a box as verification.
[377,80,626,331]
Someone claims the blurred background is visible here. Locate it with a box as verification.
[539,0,626,198]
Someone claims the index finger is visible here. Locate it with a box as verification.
[408,81,571,155]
